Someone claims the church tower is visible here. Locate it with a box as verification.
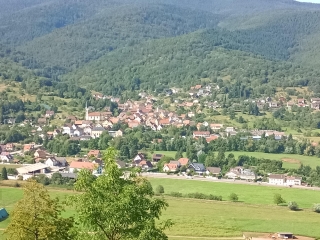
[85,101,89,121]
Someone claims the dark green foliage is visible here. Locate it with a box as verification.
[229,193,239,202]
[1,167,8,180]
[288,201,299,211]
[155,185,165,195]
[167,192,222,201]
[274,193,286,205]
[167,192,183,198]
[312,204,320,213]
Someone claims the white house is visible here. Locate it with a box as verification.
[286,176,302,186]
[269,174,286,185]
[45,157,67,167]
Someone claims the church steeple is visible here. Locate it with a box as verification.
[85,101,89,120]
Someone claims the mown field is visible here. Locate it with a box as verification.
[1,179,320,239]
[0,164,22,172]
[219,151,320,169]
[147,150,320,169]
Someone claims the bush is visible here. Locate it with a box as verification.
[186,192,207,199]
[288,201,299,211]
[229,193,239,202]
[312,203,320,213]
[17,175,23,181]
[207,194,223,201]
[167,192,183,198]
[155,185,164,195]
[274,193,286,205]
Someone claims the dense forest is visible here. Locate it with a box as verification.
[1,0,320,97]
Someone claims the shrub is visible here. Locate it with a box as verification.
[155,185,164,195]
[17,175,23,181]
[274,193,286,205]
[229,193,239,202]
[288,201,299,211]
[312,203,320,213]
[167,192,183,198]
[207,194,223,201]
[14,182,20,188]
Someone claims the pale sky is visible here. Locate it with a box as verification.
[296,0,320,3]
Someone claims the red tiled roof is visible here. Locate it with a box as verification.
[178,158,189,166]
[88,112,101,116]
[70,161,95,170]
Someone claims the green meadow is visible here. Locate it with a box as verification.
[146,150,320,169]
[220,151,320,169]
[1,179,320,239]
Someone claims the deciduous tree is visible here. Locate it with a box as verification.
[5,179,76,240]
[69,147,172,240]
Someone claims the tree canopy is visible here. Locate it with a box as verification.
[68,147,172,240]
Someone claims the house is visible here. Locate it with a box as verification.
[269,102,278,108]
[91,126,105,139]
[45,111,55,118]
[163,161,180,172]
[206,135,219,143]
[286,176,302,186]
[69,161,102,174]
[206,167,221,176]
[178,158,189,166]
[210,124,223,131]
[5,143,14,152]
[87,150,101,158]
[34,149,47,159]
[128,121,140,128]
[87,112,102,121]
[225,167,255,180]
[62,125,72,135]
[269,174,286,185]
[138,160,153,170]
[225,127,235,133]
[188,163,206,175]
[24,144,34,152]
[134,153,147,162]
[0,152,13,163]
[193,131,210,138]
[45,157,67,167]
[108,130,123,138]
[152,154,164,162]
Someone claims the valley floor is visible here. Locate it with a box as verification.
[1,178,320,239]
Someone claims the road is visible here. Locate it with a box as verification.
[141,173,320,191]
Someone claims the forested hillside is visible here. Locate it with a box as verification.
[1,0,320,96]
[62,29,320,96]
[16,5,220,72]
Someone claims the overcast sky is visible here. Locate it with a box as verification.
[296,0,320,3]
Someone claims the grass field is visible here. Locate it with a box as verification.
[0,164,22,172]
[146,150,320,169]
[148,151,187,159]
[219,151,320,169]
[1,179,320,239]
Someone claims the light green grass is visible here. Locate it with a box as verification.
[0,165,22,172]
[148,151,187,159]
[220,151,320,169]
[2,183,320,239]
[148,178,320,208]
